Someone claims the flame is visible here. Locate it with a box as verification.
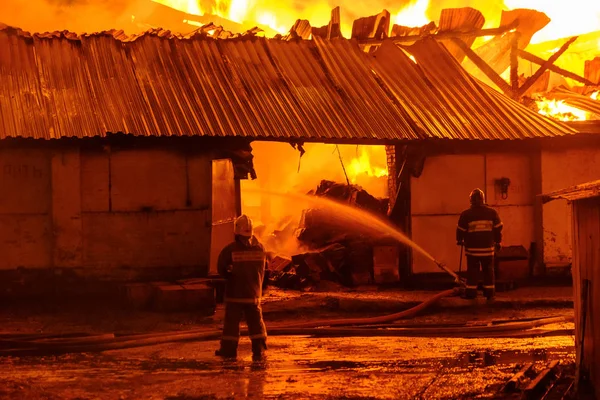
[536,99,588,121]
[152,0,202,16]
[256,11,289,34]
[393,0,431,27]
[503,0,600,44]
[536,91,600,121]
[347,148,388,184]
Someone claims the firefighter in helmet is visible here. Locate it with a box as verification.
[456,188,503,300]
[215,214,268,360]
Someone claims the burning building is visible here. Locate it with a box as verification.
[0,0,599,294]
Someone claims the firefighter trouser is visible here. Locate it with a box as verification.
[465,255,495,299]
[220,302,267,350]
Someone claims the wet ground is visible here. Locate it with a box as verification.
[0,307,576,400]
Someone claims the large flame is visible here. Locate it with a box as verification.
[504,0,600,44]
[535,99,589,121]
[535,91,599,121]
[347,148,388,184]
[151,0,434,36]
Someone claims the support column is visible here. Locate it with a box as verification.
[51,147,83,269]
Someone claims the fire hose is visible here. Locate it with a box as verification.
[0,303,573,357]
[0,259,566,357]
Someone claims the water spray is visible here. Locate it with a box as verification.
[244,188,465,286]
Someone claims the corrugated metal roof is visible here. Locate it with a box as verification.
[370,38,576,139]
[0,25,576,142]
[542,180,600,202]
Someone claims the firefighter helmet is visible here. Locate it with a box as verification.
[470,188,485,206]
[234,214,253,237]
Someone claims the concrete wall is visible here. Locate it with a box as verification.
[541,148,600,266]
[0,144,215,282]
[0,149,52,270]
[411,152,535,274]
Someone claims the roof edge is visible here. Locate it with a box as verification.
[540,179,600,203]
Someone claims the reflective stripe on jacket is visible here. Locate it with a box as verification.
[217,237,266,302]
[456,205,503,257]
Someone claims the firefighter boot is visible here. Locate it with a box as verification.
[215,341,238,359]
[251,339,267,361]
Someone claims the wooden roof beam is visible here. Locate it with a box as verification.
[518,49,595,86]
[357,20,519,45]
[449,37,514,96]
[516,36,579,98]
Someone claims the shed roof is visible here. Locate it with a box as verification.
[542,180,600,203]
[0,25,577,142]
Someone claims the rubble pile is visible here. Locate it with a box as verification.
[266,180,397,291]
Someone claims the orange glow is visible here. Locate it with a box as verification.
[347,148,388,184]
[152,0,202,16]
[393,0,431,28]
[535,90,600,121]
[503,0,600,44]
[536,98,589,121]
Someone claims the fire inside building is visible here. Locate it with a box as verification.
[0,0,598,399]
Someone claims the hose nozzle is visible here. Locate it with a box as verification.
[434,260,466,288]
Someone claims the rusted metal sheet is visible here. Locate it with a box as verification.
[371,38,576,140]
[542,179,600,202]
[351,10,391,40]
[0,25,575,142]
[437,7,485,63]
[585,57,600,85]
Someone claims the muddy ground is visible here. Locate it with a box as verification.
[0,303,576,400]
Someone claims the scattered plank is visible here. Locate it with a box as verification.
[517,36,579,98]
[503,363,534,392]
[524,361,560,398]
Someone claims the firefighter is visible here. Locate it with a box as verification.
[456,188,503,300]
[215,214,268,361]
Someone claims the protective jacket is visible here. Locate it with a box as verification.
[217,236,267,304]
[456,205,503,257]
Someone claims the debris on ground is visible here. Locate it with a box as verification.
[267,180,395,291]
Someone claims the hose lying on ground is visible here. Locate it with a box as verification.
[0,316,574,357]
[0,286,574,357]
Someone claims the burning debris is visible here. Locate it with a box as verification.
[265,180,396,291]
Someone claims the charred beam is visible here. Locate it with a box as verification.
[519,49,595,86]
[449,37,514,96]
[516,36,579,98]
[359,20,519,45]
[510,33,520,91]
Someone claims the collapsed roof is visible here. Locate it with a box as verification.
[0,25,576,142]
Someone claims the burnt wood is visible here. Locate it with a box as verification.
[517,36,579,98]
